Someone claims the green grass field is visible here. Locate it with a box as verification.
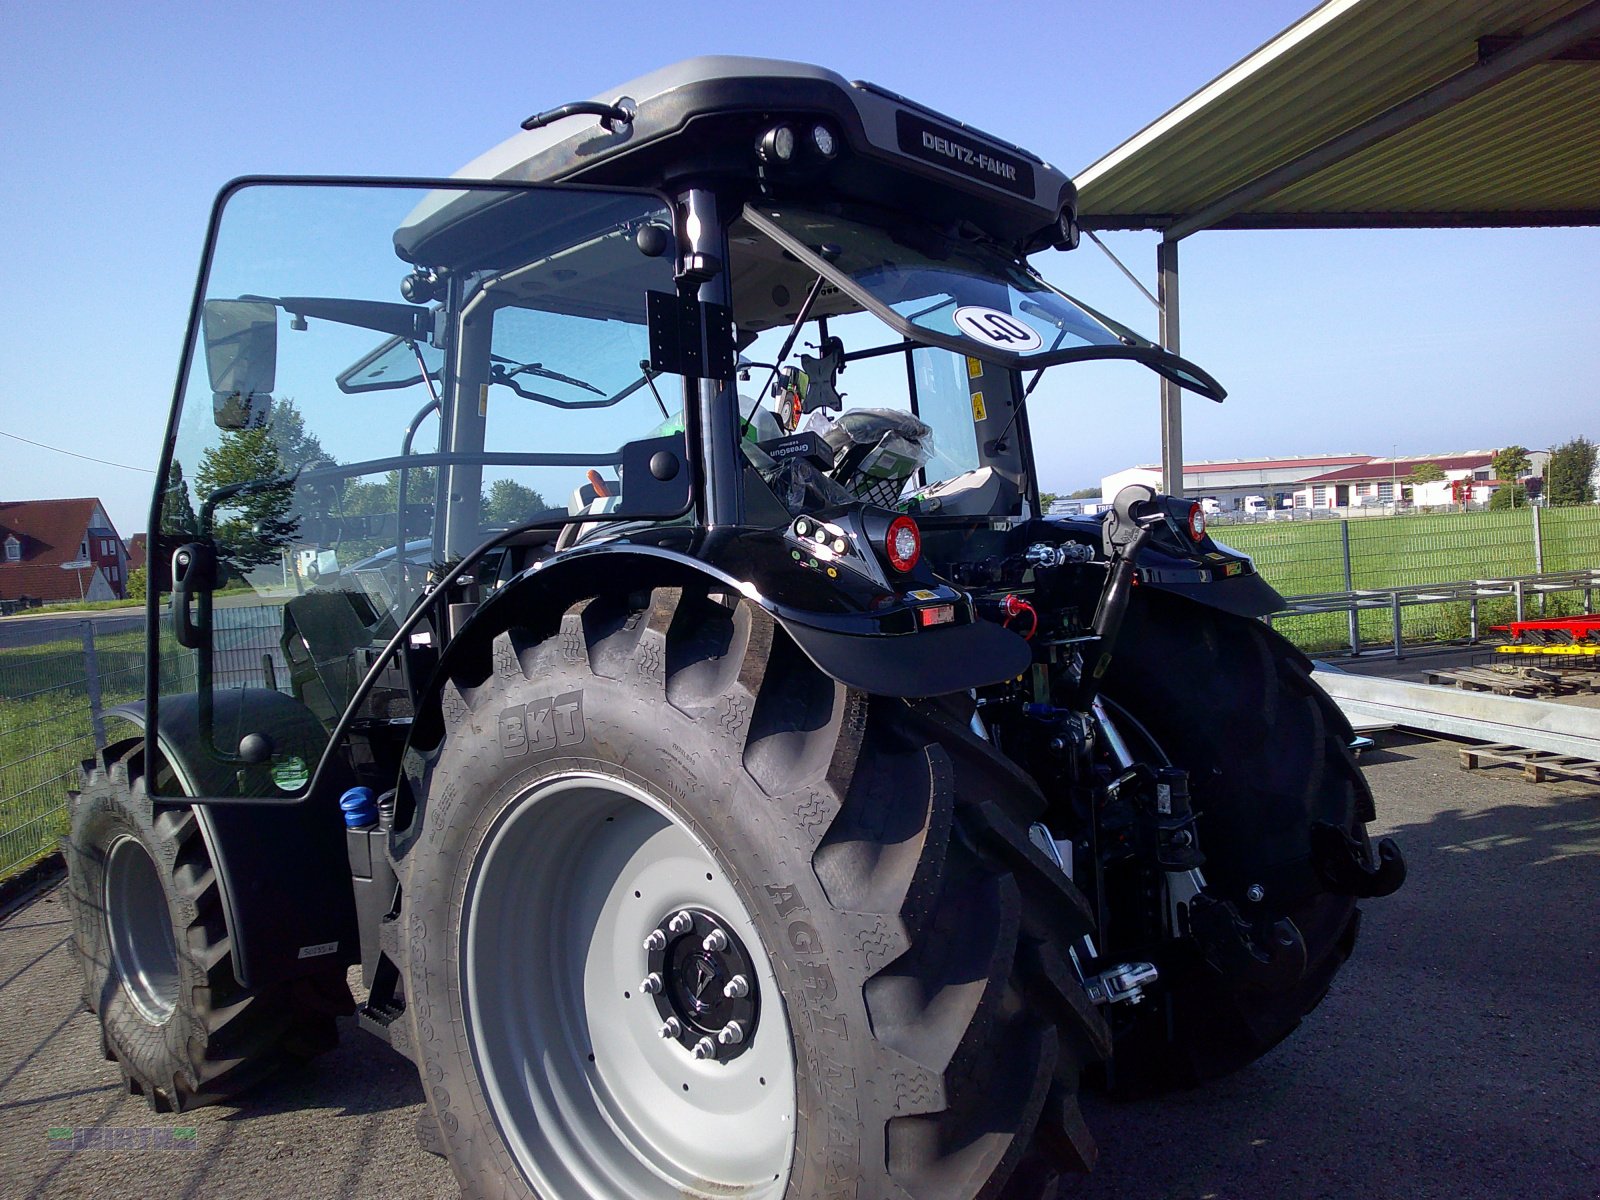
[0,630,145,877]
[2,507,1596,880]
[1217,506,1600,651]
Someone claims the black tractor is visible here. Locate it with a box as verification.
[66,57,1403,1200]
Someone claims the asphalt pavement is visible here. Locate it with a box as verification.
[1,735,1595,1199]
[0,609,146,651]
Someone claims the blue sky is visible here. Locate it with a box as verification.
[2,0,1594,534]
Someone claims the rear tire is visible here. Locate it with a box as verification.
[397,584,1108,1199]
[1097,591,1374,1095]
[66,745,349,1111]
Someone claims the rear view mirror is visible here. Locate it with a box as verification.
[203,299,277,429]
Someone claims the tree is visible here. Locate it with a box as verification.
[196,425,296,571]
[483,478,551,527]
[1488,482,1526,510]
[1038,491,1058,511]
[1546,436,1597,506]
[1406,462,1445,484]
[1067,486,1102,499]
[125,566,147,602]
[1492,445,1531,485]
[342,467,439,522]
[266,398,327,471]
[160,459,200,538]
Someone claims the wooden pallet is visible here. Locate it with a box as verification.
[1458,743,1600,784]
[1424,666,1553,697]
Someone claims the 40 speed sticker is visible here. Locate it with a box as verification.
[952,306,1043,352]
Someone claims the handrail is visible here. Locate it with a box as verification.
[1270,569,1600,659]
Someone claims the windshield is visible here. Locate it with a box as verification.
[742,205,1223,399]
[153,179,685,799]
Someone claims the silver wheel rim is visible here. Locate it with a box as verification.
[103,834,180,1025]
[464,772,796,1200]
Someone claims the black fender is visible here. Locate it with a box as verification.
[1138,545,1284,619]
[406,541,1030,755]
[1047,513,1284,620]
[105,692,360,989]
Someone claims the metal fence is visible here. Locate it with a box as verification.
[1223,506,1600,652]
[3,511,1598,879]
[0,605,285,880]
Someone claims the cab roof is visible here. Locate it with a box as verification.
[442,56,1077,251]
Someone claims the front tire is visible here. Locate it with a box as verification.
[1097,590,1381,1094]
[66,745,348,1111]
[398,585,1108,1200]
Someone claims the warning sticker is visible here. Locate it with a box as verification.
[971,391,987,422]
[966,356,984,379]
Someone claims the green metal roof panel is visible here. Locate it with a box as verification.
[1261,63,1600,216]
[1075,0,1600,231]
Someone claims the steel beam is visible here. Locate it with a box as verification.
[1163,0,1600,241]
[1313,669,1600,760]
[1157,238,1183,496]
[1083,210,1600,233]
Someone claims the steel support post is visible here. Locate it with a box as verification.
[1157,237,1183,497]
[82,621,106,751]
[1341,520,1359,653]
[1532,505,1546,615]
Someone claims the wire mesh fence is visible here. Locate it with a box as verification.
[0,606,285,881]
[0,624,144,879]
[1223,505,1600,653]
[1,510,1596,880]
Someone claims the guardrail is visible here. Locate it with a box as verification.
[1270,569,1600,658]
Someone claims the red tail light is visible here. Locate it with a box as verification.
[1186,503,1206,541]
[885,516,921,572]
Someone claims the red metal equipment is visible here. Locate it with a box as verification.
[1492,614,1600,643]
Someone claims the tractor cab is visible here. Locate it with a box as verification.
[151,58,1224,801]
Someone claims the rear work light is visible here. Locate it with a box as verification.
[759,124,797,163]
[884,516,921,573]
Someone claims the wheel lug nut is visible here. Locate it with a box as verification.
[658,1017,681,1038]
[668,910,694,934]
[693,1036,717,1059]
[717,1020,746,1046]
[702,928,729,952]
[643,929,667,952]
[722,974,749,999]
[1246,884,1265,903]
[640,973,662,994]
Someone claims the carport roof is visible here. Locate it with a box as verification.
[1074,0,1600,237]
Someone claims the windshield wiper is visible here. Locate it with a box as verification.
[499,359,603,395]
[490,362,662,412]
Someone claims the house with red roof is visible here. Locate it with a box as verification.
[1102,454,1374,513]
[125,533,147,574]
[1291,452,1498,511]
[0,498,130,606]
